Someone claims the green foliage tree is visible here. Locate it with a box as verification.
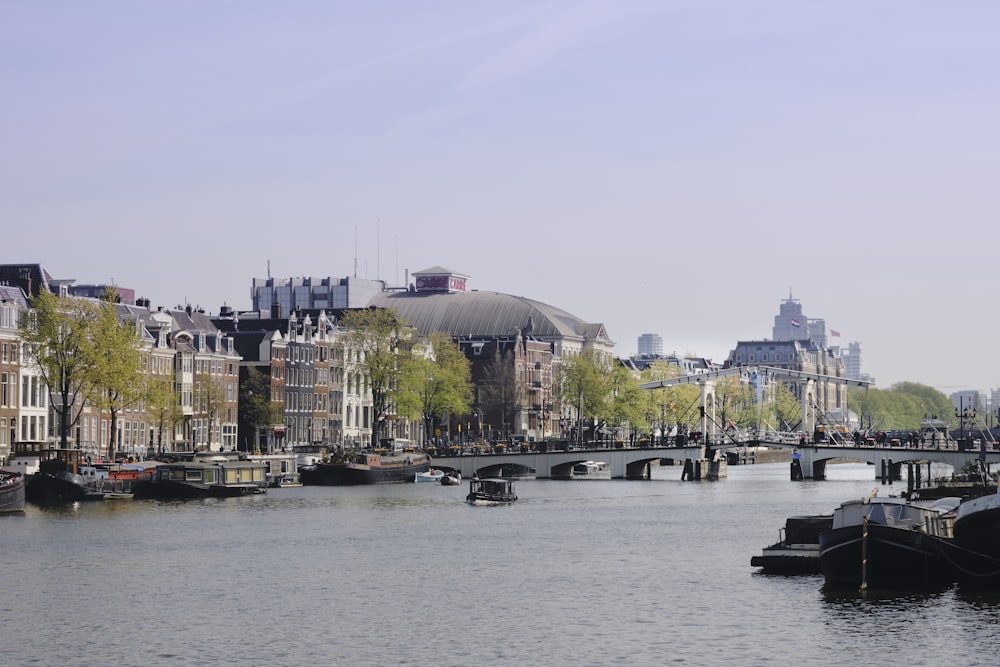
[340,307,414,444]
[847,383,953,431]
[400,332,473,444]
[557,350,613,442]
[18,290,100,448]
[239,366,282,451]
[87,294,144,462]
[640,361,701,440]
[146,375,182,454]
[767,381,802,432]
[608,364,649,440]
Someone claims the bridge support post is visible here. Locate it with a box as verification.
[811,459,827,481]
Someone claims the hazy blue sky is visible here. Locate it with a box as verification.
[5,1,1000,396]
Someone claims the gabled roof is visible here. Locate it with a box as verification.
[0,285,29,309]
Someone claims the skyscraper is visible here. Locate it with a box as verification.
[638,333,663,357]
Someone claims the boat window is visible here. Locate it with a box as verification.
[185,469,203,482]
[204,469,216,483]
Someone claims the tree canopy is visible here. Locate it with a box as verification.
[339,307,415,444]
[847,382,955,431]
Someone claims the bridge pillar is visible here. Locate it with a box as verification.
[811,459,827,481]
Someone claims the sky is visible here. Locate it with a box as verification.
[4,1,1000,397]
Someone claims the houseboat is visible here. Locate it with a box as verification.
[301,449,431,485]
[133,452,267,499]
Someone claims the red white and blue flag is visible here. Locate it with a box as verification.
[831,329,841,337]
[791,319,801,327]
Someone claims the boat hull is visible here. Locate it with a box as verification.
[953,495,1000,558]
[466,478,517,505]
[819,524,950,590]
[302,455,430,485]
[752,514,832,575]
[133,479,265,499]
[0,472,26,513]
[751,544,822,574]
[25,471,103,505]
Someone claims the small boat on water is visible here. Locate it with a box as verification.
[818,490,959,590]
[751,514,833,574]
[440,471,462,486]
[466,477,517,505]
[573,461,608,476]
[0,470,25,513]
[415,468,445,483]
[301,450,431,485]
[133,453,267,499]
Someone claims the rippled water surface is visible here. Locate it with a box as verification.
[5,462,1000,667]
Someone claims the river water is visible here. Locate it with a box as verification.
[4,462,1000,667]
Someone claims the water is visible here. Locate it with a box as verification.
[4,462,1000,667]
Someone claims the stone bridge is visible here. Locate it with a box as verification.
[429,444,705,480]
[762,440,1000,481]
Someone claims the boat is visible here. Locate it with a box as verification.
[466,477,517,505]
[751,514,833,574]
[301,450,431,486]
[0,470,25,513]
[25,449,108,505]
[440,471,462,486]
[818,490,959,590]
[248,452,302,487]
[573,461,609,477]
[132,453,267,499]
[414,468,445,483]
[951,489,1000,557]
[78,460,160,499]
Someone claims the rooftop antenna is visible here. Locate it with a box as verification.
[267,259,271,279]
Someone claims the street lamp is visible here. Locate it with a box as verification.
[955,397,977,446]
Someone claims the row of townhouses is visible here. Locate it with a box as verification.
[0,262,861,464]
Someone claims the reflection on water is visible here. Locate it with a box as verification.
[4,462,1000,666]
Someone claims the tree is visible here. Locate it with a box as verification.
[18,290,100,448]
[767,382,802,432]
[145,375,183,454]
[556,350,612,443]
[194,372,226,450]
[340,308,414,444]
[608,364,649,442]
[847,383,953,431]
[480,349,523,439]
[640,361,701,441]
[400,332,473,444]
[239,366,282,452]
[87,294,144,462]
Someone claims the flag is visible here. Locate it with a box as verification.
[791,319,800,327]
[831,329,841,337]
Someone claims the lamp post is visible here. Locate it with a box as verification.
[473,408,484,441]
[955,397,977,448]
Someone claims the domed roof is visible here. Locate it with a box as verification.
[367,289,613,347]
